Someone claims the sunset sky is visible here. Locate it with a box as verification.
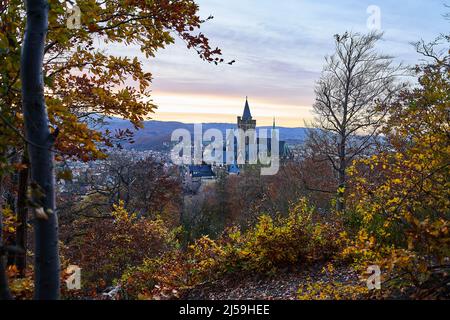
[121,0,448,127]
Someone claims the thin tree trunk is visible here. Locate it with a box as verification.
[15,153,29,277]
[0,175,13,300]
[0,228,13,300]
[5,154,18,267]
[21,0,60,300]
[336,136,346,212]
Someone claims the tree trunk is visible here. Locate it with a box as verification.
[15,153,29,277]
[21,0,60,300]
[0,226,13,300]
[5,156,18,267]
[336,135,346,212]
[0,175,13,300]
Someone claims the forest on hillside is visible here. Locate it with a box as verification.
[0,0,449,302]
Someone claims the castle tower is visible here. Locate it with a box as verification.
[272,117,276,139]
[237,97,256,131]
[236,97,257,165]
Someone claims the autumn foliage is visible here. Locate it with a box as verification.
[118,199,342,299]
[63,201,177,293]
[342,43,450,298]
[0,0,449,301]
[0,0,224,299]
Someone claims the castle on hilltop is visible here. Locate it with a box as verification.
[233,97,291,167]
[184,98,292,192]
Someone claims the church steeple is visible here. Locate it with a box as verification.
[237,96,256,131]
[242,96,252,121]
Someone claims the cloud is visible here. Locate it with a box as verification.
[106,0,449,126]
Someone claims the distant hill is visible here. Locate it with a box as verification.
[103,117,309,151]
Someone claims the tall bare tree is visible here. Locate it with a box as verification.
[311,31,403,211]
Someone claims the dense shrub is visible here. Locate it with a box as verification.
[118,250,190,300]
[189,199,340,276]
[119,199,343,299]
[64,201,178,292]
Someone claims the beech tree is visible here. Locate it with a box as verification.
[310,31,403,211]
[21,0,59,300]
[1,0,225,299]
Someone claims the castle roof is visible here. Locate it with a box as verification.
[188,164,216,178]
[228,163,240,175]
[242,97,252,121]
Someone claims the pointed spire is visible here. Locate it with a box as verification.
[273,117,276,129]
[242,96,252,120]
